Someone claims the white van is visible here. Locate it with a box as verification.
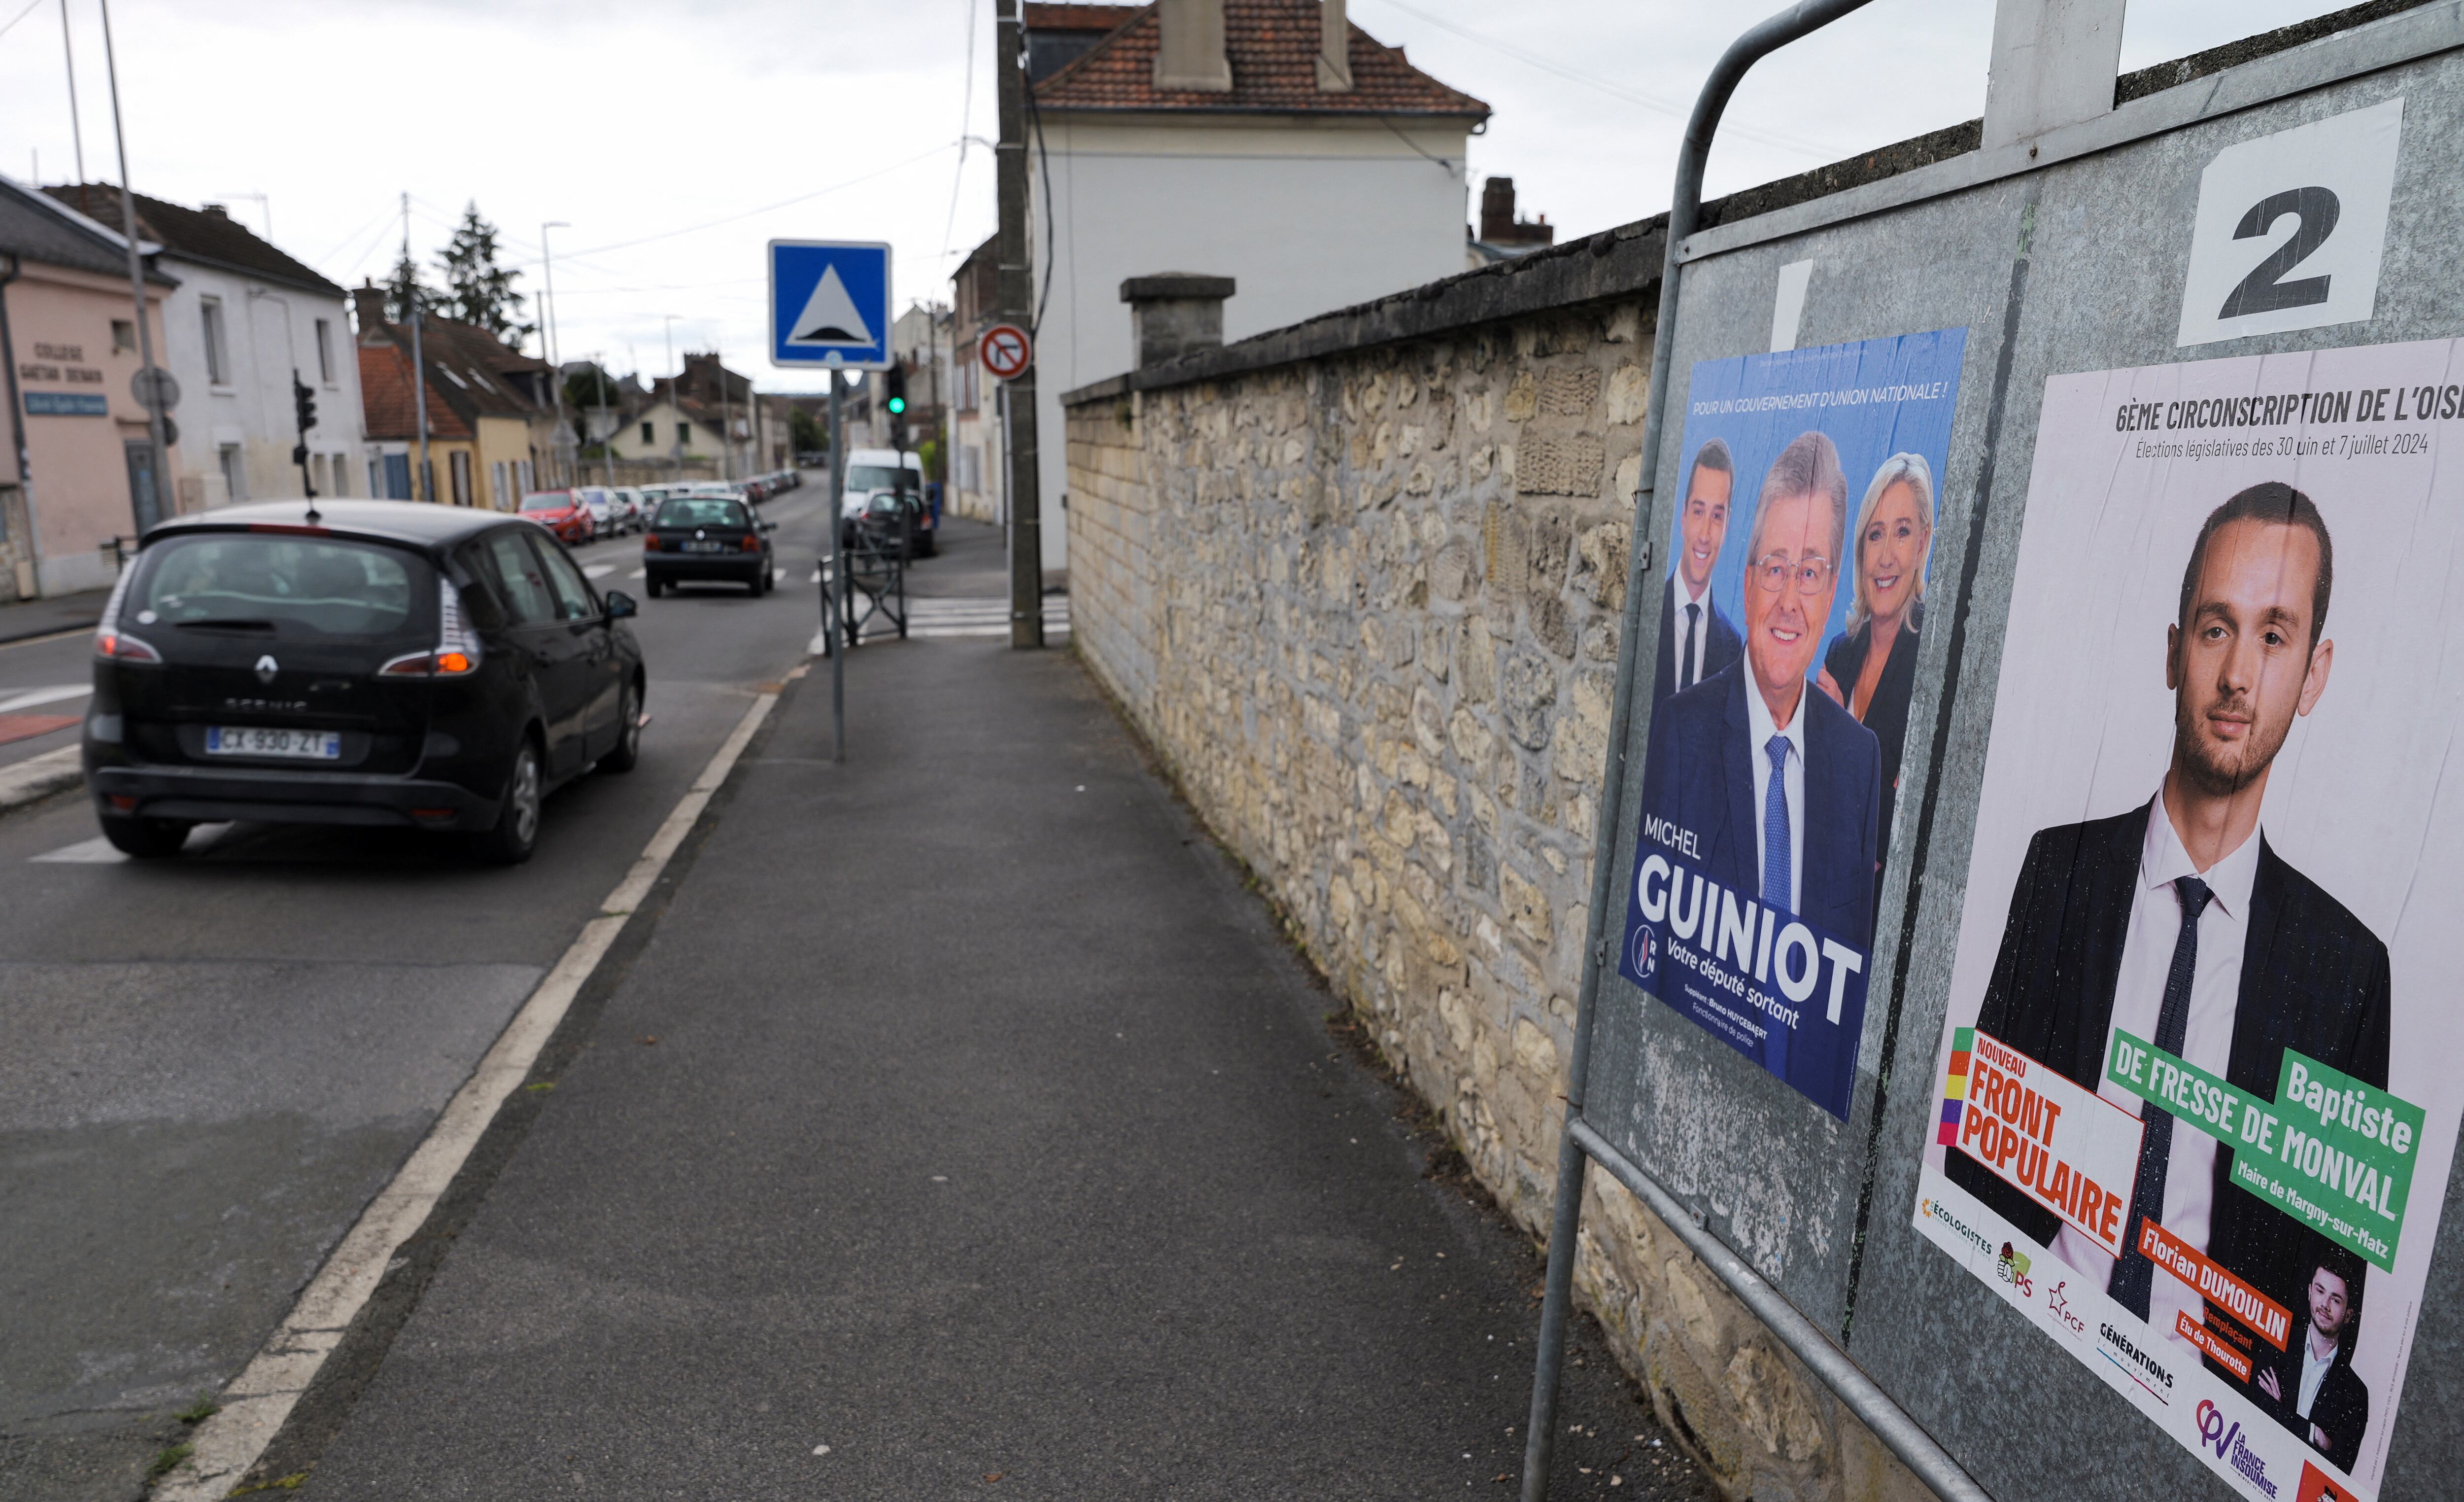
[839,448,932,556]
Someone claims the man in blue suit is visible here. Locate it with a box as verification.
[1638,431,1882,1090]
[1652,439,1745,710]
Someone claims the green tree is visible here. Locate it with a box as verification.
[790,406,825,457]
[434,204,536,347]
[384,247,437,324]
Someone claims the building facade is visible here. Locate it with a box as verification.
[0,175,180,596]
[1018,0,1487,568]
[43,185,368,516]
[352,283,560,508]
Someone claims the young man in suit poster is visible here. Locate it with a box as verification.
[1651,439,1745,711]
[1638,431,1882,1097]
[2256,1244,2371,1474]
[1946,482,2391,1376]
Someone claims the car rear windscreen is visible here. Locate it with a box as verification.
[137,534,423,637]
[845,465,912,492]
[519,492,571,512]
[654,499,750,529]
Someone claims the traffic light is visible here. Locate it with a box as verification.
[885,363,909,447]
[293,374,318,436]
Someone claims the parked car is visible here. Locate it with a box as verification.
[838,448,933,556]
[610,488,647,533]
[518,489,594,544]
[642,494,777,596]
[575,486,617,535]
[82,499,645,864]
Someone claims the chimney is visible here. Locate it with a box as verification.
[202,203,231,220]
[1317,0,1352,92]
[1480,178,1516,243]
[1154,0,1231,93]
[1121,274,1235,367]
[352,280,390,338]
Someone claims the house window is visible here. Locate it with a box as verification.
[492,461,510,510]
[218,443,246,502]
[111,319,136,353]
[641,421,654,445]
[450,450,473,506]
[201,299,229,385]
[314,318,334,383]
[677,421,689,448]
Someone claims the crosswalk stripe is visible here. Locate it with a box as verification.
[0,684,90,714]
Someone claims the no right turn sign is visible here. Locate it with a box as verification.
[979,323,1032,382]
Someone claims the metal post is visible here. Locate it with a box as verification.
[59,0,87,191]
[96,0,168,534]
[543,221,569,487]
[1518,4,1883,1500]
[994,0,1042,648]
[825,372,846,762]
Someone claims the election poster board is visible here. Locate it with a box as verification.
[1618,329,1967,1119]
[1914,337,2464,1502]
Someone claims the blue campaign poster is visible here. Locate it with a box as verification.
[1619,327,1968,1119]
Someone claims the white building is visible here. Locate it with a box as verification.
[1019,0,1487,568]
[42,187,367,514]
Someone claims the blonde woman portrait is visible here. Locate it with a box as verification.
[1817,452,1934,893]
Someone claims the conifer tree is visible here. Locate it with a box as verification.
[434,203,537,346]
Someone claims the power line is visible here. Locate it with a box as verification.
[1356,0,1837,159]
[560,141,959,261]
[0,0,44,44]
[939,0,978,262]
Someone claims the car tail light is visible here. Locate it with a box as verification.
[93,565,162,663]
[739,535,759,551]
[381,577,484,677]
[644,534,661,551]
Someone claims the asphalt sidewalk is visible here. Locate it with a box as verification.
[290,539,1711,1499]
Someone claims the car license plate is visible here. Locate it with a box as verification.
[205,726,342,760]
[683,540,726,553]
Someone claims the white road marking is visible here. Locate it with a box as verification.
[0,683,91,713]
[582,563,616,579]
[34,821,235,863]
[629,568,646,579]
[155,688,788,1501]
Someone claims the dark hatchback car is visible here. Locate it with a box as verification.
[641,496,777,596]
[83,500,645,864]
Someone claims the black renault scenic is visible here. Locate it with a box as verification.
[82,500,645,863]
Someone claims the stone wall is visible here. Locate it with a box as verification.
[1064,301,1931,1502]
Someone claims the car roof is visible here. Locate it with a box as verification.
[145,499,522,552]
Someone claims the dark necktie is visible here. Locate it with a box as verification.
[2109,874,2214,1318]
[1680,602,1700,690]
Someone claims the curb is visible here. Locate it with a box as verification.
[0,746,83,813]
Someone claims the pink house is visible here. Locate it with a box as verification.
[0,175,179,598]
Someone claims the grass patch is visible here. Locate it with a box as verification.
[146,1442,193,1478]
[174,1395,219,1424]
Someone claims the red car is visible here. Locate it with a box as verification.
[518,490,595,544]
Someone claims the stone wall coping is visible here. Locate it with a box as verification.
[1058,0,2433,411]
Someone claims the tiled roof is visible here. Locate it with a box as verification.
[1024,2,1133,31]
[0,175,177,283]
[358,343,473,443]
[1033,0,1487,118]
[42,184,343,297]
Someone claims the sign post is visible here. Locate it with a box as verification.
[768,239,892,764]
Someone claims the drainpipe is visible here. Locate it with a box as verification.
[0,252,46,591]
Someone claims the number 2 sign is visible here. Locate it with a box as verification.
[2177,97,2403,347]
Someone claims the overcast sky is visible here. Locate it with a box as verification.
[0,0,2354,394]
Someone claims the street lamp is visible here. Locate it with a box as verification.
[663,314,683,477]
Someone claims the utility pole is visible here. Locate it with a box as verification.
[590,351,613,486]
[717,342,734,482]
[664,314,682,480]
[542,221,569,486]
[994,0,1042,648]
[97,0,169,535]
[58,0,87,198]
[824,368,846,761]
[403,195,429,502]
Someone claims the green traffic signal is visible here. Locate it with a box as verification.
[887,396,906,414]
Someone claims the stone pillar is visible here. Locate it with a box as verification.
[1120,275,1236,368]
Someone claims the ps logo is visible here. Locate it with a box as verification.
[254,654,279,685]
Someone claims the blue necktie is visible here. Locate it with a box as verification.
[2109,874,2214,1318]
[1763,734,1792,914]
[1680,602,1700,690]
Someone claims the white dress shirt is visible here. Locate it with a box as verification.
[1742,675,1807,914]
[2298,1332,2335,1419]
[2050,793,2259,1360]
[1671,574,1713,689]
